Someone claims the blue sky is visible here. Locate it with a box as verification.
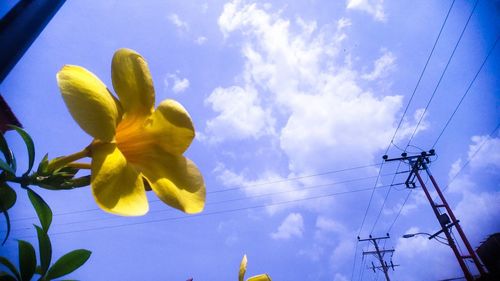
[1,0,499,280]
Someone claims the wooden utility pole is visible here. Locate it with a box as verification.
[358,234,398,281]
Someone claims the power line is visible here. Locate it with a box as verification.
[370,162,405,234]
[16,184,392,238]
[432,35,500,148]
[387,0,457,150]
[350,240,360,281]
[383,0,484,236]
[405,0,480,150]
[7,162,380,223]
[442,121,500,193]
[4,172,401,233]
[386,189,413,233]
[351,1,457,275]
[357,164,385,237]
[352,164,386,281]
[209,162,381,194]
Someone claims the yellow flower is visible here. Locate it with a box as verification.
[239,255,272,281]
[56,48,205,216]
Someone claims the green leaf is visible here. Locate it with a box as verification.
[0,272,18,281]
[0,184,16,211]
[18,240,36,281]
[0,159,14,175]
[60,176,90,189]
[8,125,35,176]
[34,225,52,276]
[27,188,52,232]
[0,133,14,166]
[34,265,42,275]
[0,184,16,245]
[0,257,20,281]
[36,154,49,175]
[1,211,10,246]
[45,250,91,280]
[0,133,16,173]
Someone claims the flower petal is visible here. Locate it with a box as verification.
[239,255,248,281]
[111,48,155,117]
[90,143,148,216]
[148,99,195,155]
[247,274,272,281]
[132,146,205,214]
[57,65,120,142]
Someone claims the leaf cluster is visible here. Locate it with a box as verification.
[0,126,91,281]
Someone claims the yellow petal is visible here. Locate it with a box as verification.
[131,146,205,214]
[239,255,248,281]
[111,48,155,117]
[57,65,120,142]
[148,99,195,155]
[247,274,272,281]
[90,143,148,216]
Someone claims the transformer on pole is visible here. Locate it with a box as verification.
[384,150,486,280]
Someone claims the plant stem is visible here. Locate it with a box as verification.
[66,162,91,169]
[46,146,91,172]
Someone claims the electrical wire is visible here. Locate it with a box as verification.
[442,121,500,193]
[386,0,457,150]
[369,161,404,234]
[15,183,393,239]
[367,0,458,239]
[4,173,401,233]
[351,1,457,275]
[432,35,500,148]
[350,240,360,281]
[405,0,480,151]
[357,246,367,281]
[357,163,385,236]
[386,189,413,233]
[7,162,380,223]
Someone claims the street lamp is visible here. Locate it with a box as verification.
[402,232,450,246]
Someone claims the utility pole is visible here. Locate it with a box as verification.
[384,150,486,281]
[358,234,398,281]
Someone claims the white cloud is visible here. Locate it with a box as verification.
[394,226,462,280]
[467,136,500,171]
[316,216,347,234]
[447,136,500,193]
[448,158,462,180]
[204,86,275,143]
[346,0,386,22]
[298,244,324,261]
[164,72,190,94]
[362,50,396,80]
[168,13,188,30]
[172,78,189,93]
[206,0,424,174]
[195,36,208,45]
[271,212,304,240]
[455,191,500,242]
[333,273,349,281]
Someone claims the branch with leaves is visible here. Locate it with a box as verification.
[0,126,91,281]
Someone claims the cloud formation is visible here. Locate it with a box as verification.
[164,72,190,94]
[206,0,422,173]
[271,212,304,240]
[346,0,386,22]
[204,86,275,143]
[168,13,188,30]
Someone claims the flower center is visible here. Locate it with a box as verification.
[115,117,154,164]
